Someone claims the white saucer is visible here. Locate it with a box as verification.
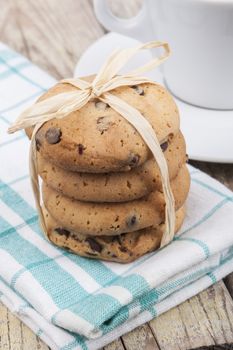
[74,32,233,163]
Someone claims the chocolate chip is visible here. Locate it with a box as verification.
[78,144,86,155]
[160,141,168,152]
[111,254,117,258]
[55,228,70,238]
[128,153,140,167]
[45,127,62,144]
[95,101,109,110]
[126,215,137,227]
[131,85,144,96]
[86,237,103,253]
[119,246,128,253]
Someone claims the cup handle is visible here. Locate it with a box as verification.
[93,0,152,41]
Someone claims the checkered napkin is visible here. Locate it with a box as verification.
[0,42,233,350]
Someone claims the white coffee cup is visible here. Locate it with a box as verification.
[94,0,233,110]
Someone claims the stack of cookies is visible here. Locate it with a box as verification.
[30,79,190,263]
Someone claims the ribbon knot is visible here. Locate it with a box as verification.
[8,41,176,249]
[89,84,102,98]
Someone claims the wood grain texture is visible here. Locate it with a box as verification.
[0,0,105,79]
[0,302,48,350]
[122,324,160,350]
[104,338,125,350]
[149,282,233,350]
[0,1,233,350]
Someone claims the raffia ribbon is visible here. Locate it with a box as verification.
[8,41,175,248]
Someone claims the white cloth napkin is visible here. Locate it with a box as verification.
[0,42,233,350]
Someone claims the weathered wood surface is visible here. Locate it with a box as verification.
[0,0,232,349]
[149,282,233,350]
[0,302,48,350]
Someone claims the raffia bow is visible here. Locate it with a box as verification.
[8,41,175,248]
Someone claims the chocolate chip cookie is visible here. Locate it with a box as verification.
[42,164,190,236]
[29,78,180,173]
[44,205,185,263]
[38,131,186,202]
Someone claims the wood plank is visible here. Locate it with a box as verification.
[0,0,105,79]
[149,281,233,350]
[0,302,49,350]
[189,161,233,191]
[0,301,10,350]
[122,323,160,350]
[104,338,125,350]
[190,345,233,350]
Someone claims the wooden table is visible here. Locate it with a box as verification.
[0,1,233,349]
